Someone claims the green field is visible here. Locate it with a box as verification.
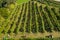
[17,0,29,4]
[0,0,60,40]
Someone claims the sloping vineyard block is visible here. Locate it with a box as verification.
[0,0,60,39]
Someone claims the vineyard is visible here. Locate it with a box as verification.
[0,0,60,40]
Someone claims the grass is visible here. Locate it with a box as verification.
[2,37,60,40]
[17,0,29,4]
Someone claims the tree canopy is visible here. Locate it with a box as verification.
[0,0,16,7]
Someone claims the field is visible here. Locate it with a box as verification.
[0,0,60,40]
[17,0,29,4]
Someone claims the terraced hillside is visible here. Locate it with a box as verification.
[0,0,60,39]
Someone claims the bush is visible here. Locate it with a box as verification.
[0,8,10,19]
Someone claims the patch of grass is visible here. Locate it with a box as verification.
[17,0,29,4]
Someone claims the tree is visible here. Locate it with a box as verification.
[0,8,10,19]
[0,0,16,7]
[0,0,16,19]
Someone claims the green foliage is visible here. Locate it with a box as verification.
[0,8,10,19]
[0,0,16,8]
[0,0,60,39]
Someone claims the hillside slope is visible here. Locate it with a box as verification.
[0,0,60,39]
